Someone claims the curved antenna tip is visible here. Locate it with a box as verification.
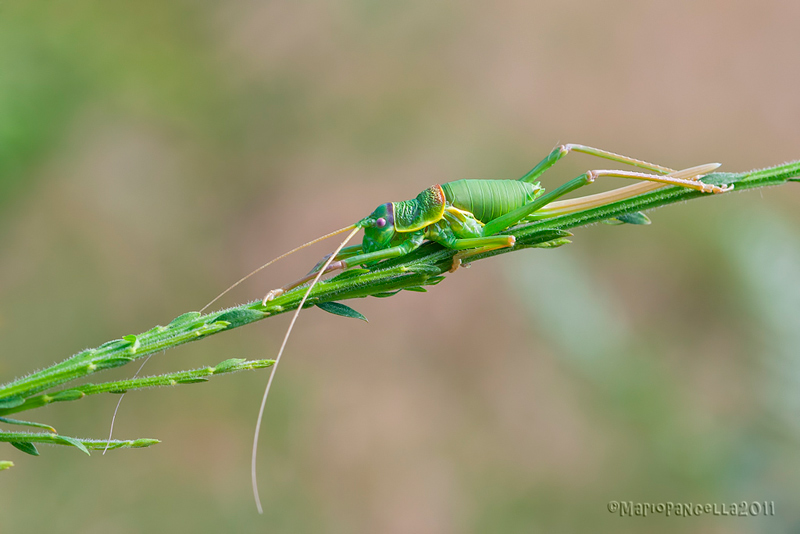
[251,226,361,513]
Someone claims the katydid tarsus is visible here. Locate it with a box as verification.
[112,144,732,513]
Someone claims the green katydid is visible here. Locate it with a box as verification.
[199,143,731,513]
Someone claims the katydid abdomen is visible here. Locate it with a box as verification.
[441,179,544,224]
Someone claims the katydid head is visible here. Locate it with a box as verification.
[359,202,396,253]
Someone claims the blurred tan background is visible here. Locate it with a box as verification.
[1,1,799,532]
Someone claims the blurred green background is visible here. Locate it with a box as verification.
[1,0,799,532]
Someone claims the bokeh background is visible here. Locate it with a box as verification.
[1,1,799,533]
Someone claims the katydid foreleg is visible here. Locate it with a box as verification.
[263,232,425,303]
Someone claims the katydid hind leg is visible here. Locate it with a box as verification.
[534,163,724,219]
[518,143,676,184]
[487,163,727,236]
[583,167,729,194]
[483,173,595,235]
[559,144,675,174]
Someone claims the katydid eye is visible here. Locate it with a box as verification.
[376,218,386,228]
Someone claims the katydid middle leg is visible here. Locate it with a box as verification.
[438,173,596,272]
[427,232,517,273]
[263,233,426,303]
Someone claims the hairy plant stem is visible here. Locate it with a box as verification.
[0,358,273,417]
[0,160,797,459]
[0,432,158,451]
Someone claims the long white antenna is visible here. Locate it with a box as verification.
[251,226,361,514]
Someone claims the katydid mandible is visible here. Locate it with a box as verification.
[200,143,731,514]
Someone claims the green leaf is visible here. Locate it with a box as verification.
[93,357,135,371]
[403,286,427,292]
[330,268,371,282]
[0,396,25,410]
[213,309,266,328]
[206,321,231,332]
[65,348,96,363]
[0,417,56,433]
[122,334,140,352]
[406,265,443,275]
[98,339,128,350]
[614,211,651,225]
[701,172,739,187]
[176,378,209,384]
[127,439,160,448]
[62,437,160,451]
[53,436,90,456]
[519,229,572,245]
[214,358,246,373]
[372,290,402,298]
[10,441,39,456]
[168,311,202,327]
[317,301,368,322]
[143,325,167,336]
[0,461,13,470]
[533,237,571,249]
[49,390,85,403]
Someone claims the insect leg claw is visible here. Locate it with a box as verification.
[702,182,734,194]
[263,288,284,305]
[714,183,734,194]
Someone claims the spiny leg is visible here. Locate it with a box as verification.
[587,168,730,193]
[305,244,364,276]
[264,245,367,303]
[484,163,728,236]
[263,233,426,303]
[439,235,516,273]
[483,173,597,236]
[263,260,349,304]
[518,143,676,184]
[533,163,722,219]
